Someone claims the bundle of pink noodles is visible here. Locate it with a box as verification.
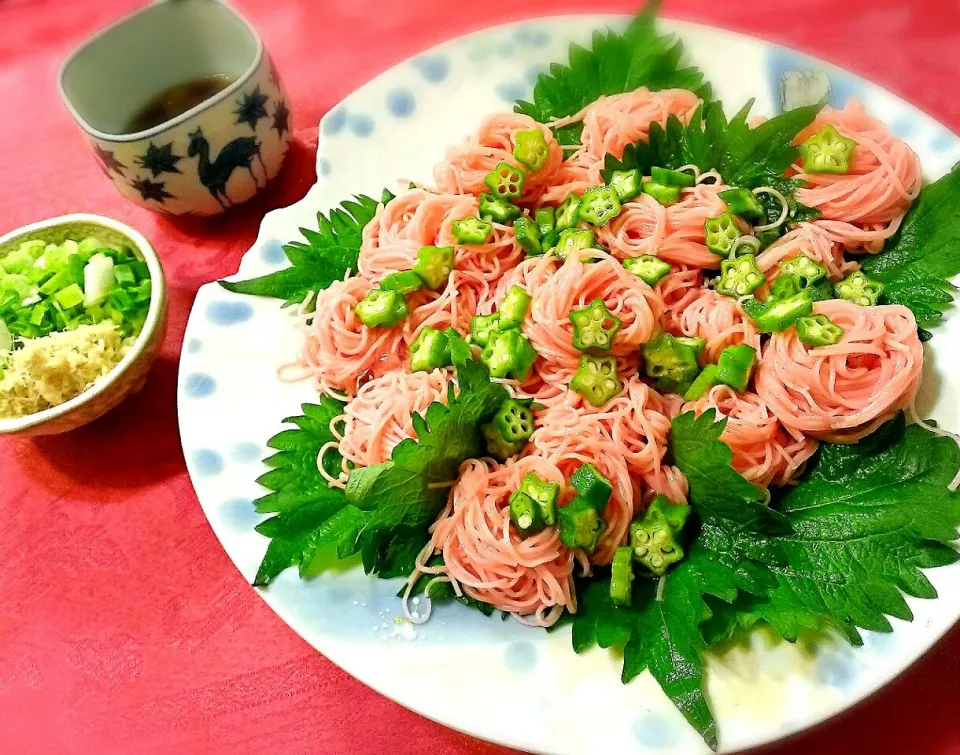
[434,113,564,203]
[542,89,701,203]
[410,456,580,627]
[492,250,663,392]
[755,301,923,443]
[683,386,819,487]
[794,100,922,253]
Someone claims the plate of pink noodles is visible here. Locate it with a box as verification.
[179,10,960,755]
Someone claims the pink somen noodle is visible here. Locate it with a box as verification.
[656,265,704,335]
[641,465,690,505]
[530,410,638,567]
[408,456,580,627]
[682,385,819,487]
[594,182,731,269]
[434,113,565,204]
[754,300,923,443]
[325,369,452,487]
[292,272,482,397]
[490,250,663,392]
[290,276,407,396]
[358,189,524,284]
[793,100,922,253]
[677,288,762,364]
[756,221,858,282]
[540,89,701,204]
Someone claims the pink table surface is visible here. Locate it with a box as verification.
[2,1,960,753]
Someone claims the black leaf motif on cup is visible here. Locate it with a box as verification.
[271,100,290,137]
[131,176,174,203]
[135,142,182,177]
[94,144,126,176]
[234,86,269,131]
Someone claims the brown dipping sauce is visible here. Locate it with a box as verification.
[124,74,235,133]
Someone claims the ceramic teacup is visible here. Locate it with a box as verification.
[58,0,293,216]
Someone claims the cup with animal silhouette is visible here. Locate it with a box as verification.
[59,0,293,216]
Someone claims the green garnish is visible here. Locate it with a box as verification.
[623,255,671,286]
[570,353,624,406]
[795,314,844,347]
[799,124,857,175]
[0,236,151,340]
[354,289,409,328]
[569,298,621,352]
[513,129,550,172]
[484,162,526,199]
[452,216,493,245]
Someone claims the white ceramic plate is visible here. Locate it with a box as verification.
[178,15,960,755]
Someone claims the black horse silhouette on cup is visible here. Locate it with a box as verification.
[188,127,266,208]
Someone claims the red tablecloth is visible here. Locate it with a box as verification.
[3,1,960,753]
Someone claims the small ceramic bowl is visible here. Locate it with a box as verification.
[58,0,292,216]
[0,215,168,436]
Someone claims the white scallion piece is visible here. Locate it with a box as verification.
[0,319,11,352]
[83,253,115,307]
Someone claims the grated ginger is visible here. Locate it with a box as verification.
[0,322,134,419]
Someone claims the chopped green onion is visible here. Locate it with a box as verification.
[54,283,84,310]
[112,264,136,287]
[83,253,115,306]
